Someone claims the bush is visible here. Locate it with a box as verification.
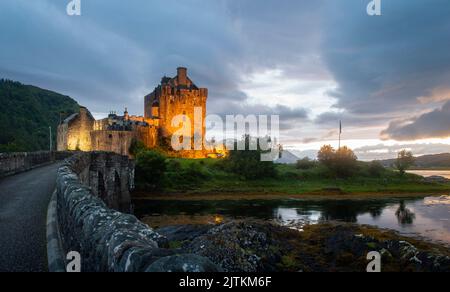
[135,150,167,192]
[317,145,359,178]
[129,139,148,157]
[219,135,277,180]
[298,164,334,179]
[166,159,182,171]
[366,161,386,177]
[165,160,211,189]
[296,157,317,170]
[283,171,300,180]
[334,147,359,177]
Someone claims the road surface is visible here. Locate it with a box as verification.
[0,163,61,272]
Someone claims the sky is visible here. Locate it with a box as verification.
[1,0,450,160]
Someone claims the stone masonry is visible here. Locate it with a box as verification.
[0,151,72,178]
[54,152,220,272]
[57,67,211,158]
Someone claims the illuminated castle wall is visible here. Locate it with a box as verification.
[57,67,210,158]
[144,67,209,158]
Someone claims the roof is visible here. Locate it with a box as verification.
[62,113,79,124]
[160,71,199,90]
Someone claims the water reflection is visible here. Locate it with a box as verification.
[395,201,416,225]
[134,196,450,246]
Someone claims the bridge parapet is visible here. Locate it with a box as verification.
[0,151,73,178]
[53,152,220,272]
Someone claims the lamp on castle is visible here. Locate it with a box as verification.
[151,101,160,118]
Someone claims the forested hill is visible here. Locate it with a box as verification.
[0,79,79,152]
[377,153,450,169]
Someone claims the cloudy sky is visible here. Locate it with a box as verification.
[1,0,450,160]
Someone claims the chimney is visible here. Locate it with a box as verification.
[177,67,187,86]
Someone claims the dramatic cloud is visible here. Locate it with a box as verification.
[381,101,450,141]
[1,0,450,154]
[321,0,450,115]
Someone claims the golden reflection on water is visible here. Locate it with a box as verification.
[142,214,227,228]
[214,215,224,224]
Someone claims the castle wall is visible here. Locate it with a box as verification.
[58,106,157,157]
[136,126,158,149]
[57,107,95,152]
[90,126,157,157]
[57,68,210,159]
[57,123,69,151]
[159,88,208,142]
[143,68,210,159]
[91,130,135,157]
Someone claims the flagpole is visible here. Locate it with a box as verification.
[338,121,341,150]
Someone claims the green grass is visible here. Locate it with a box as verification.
[156,158,450,196]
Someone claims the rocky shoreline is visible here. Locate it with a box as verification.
[153,221,450,272]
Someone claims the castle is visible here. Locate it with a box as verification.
[57,67,211,158]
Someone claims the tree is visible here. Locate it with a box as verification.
[395,150,415,175]
[334,146,358,177]
[135,150,167,191]
[0,79,79,152]
[225,135,277,180]
[317,145,336,168]
[317,145,358,178]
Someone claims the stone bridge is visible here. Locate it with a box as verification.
[0,151,133,213]
[0,151,219,272]
[50,152,219,272]
[62,152,134,213]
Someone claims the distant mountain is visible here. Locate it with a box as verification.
[275,150,300,164]
[290,149,318,160]
[0,79,79,152]
[377,153,450,169]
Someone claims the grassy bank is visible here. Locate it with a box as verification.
[133,157,450,200]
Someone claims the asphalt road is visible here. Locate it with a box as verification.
[0,163,61,272]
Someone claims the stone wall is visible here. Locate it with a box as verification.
[57,107,95,152]
[54,152,219,272]
[58,107,158,158]
[0,151,73,178]
[90,131,135,157]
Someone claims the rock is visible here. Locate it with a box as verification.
[423,176,450,183]
[182,221,450,272]
[186,221,285,272]
[146,254,222,272]
[157,225,213,242]
[119,248,178,272]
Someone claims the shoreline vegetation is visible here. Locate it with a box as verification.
[132,158,450,201]
[131,147,450,271]
[131,141,450,201]
[133,191,449,201]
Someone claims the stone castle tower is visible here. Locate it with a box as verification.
[58,67,212,159]
[144,67,208,144]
